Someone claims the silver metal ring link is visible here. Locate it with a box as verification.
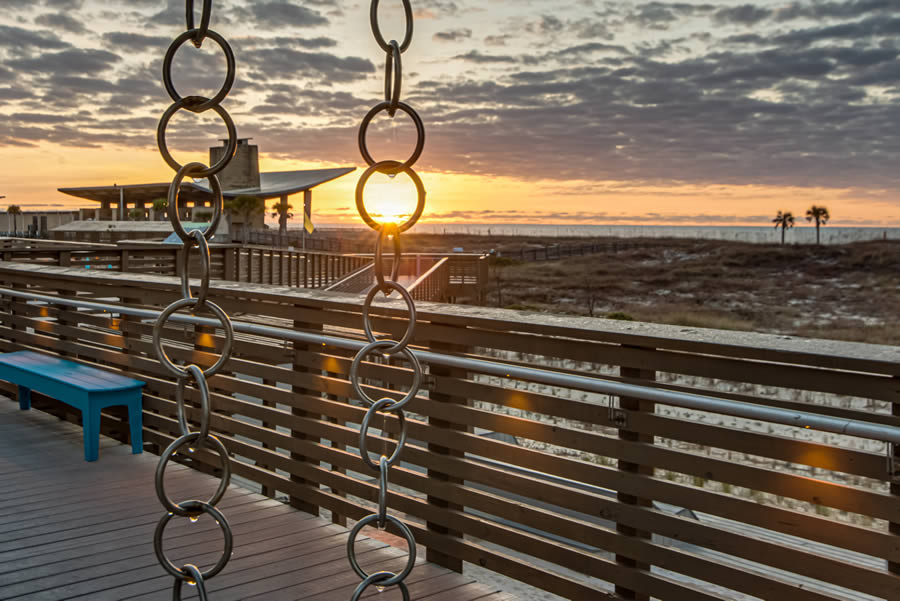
[350,340,421,410]
[175,364,211,439]
[180,230,212,310]
[370,0,413,53]
[359,398,408,470]
[347,513,416,586]
[155,433,231,516]
[152,297,234,379]
[157,99,237,178]
[154,500,233,581]
[163,28,235,110]
[363,282,417,355]
[168,164,223,243]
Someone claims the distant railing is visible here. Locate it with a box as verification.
[0,242,370,289]
[408,257,450,302]
[246,229,370,253]
[1,261,898,600]
[324,262,376,295]
[498,240,660,262]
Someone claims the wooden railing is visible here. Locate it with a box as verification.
[408,257,450,302]
[1,261,898,600]
[0,243,370,289]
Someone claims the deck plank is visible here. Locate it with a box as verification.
[0,398,514,600]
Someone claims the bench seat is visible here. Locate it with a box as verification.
[0,351,145,461]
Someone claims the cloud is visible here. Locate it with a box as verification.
[34,12,87,34]
[453,50,518,64]
[433,28,472,43]
[713,4,773,26]
[233,1,329,28]
[8,48,122,77]
[243,47,375,83]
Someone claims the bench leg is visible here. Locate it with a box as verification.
[17,386,31,410]
[127,401,143,455]
[82,409,100,462]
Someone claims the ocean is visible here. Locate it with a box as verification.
[306,223,900,245]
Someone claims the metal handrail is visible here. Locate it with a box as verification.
[2,285,899,445]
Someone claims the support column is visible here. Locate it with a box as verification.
[290,316,322,515]
[890,380,900,578]
[426,319,469,573]
[615,350,656,601]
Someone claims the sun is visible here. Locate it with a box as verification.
[356,170,422,227]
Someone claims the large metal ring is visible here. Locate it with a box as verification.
[348,513,416,587]
[350,340,421,410]
[158,99,237,178]
[355,161,426,233]
[384,41,401,117]
[358,102,425,175]
[185,0,212,47]
[363,282,416,355]
[162,28,234,110]
[152,297,234,379]
[374,225,401,294]
[175,365,211,440]
[155,433,231,516]
[154,501,233,581]
[172,564,209,601]
[351,572,410,601]
[370,0,413,53]
[168,166,223,244]
[359,399,408,471]
[180,230,212,310]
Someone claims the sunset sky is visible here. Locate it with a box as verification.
[1,0,899,226]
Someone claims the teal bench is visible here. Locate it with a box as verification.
[0,351,145,462]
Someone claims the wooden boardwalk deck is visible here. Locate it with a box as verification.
[0,401,516,601]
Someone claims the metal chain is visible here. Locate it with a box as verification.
[347,1,424,599]
[151,1,238,598]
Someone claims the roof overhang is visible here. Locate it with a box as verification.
[59,167,356,204]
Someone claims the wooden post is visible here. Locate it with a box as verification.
[289,315,321,515]
[58,251,71,267]
[890,381,900,578]
[120,250,131,273]
[224,247,236,281]
[426,319,469,573]
[615,351,656,601]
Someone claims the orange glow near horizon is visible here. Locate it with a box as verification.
[2,143,899,227]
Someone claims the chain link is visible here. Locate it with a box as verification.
[151,1,237,596]
[348,2,427,598]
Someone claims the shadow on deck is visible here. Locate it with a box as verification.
[0,402,514,601]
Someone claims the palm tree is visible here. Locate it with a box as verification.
[772,210,795,245]
[806,205,830,245]
[271,198,294,241]
[6,205,21,235]
[152,198,168,221]
[225,195,264,244]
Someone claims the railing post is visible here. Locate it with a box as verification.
[615,350,656,601]
[120,249,130,273]
[289,315,321,515]
[891,381,900,579]
[224,247,236,281]
[58,251,71,267]
[426,319,469,573]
